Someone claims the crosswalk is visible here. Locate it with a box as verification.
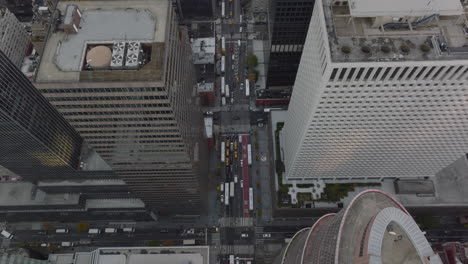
[254,226,264,244]
[220,245,255,254]
[218,217,254,227]
[1,238,10,249]
[211,232,221,245]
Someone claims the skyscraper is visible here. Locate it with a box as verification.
[266,0,314,88]
[0,7,31,68]
[283,0,468,182]
[0,50,83,181]
[175,0,213,20]
[274,190,442,264]
[0,50,153,222]
[33,0,207,214]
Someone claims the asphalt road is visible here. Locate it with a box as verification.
[10,228,205,248]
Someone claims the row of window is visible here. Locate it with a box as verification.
[74,123,177,128]
[69,117,175,122]
[85,134,181,139]
[62,110,173,116]
[41,87,165,93]
[79,129,179,134]
[48,95,169,101]
[54,103,171,109]
[330,65,468,82]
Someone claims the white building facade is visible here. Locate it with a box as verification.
[284,0,468,182]
[0,8,30,68]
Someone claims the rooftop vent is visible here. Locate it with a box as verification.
[127,41,141,54]
[111,53,124,69]
[112,42,126,55]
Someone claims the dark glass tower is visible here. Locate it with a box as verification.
[267,0,315,88]
[0,50,83,181]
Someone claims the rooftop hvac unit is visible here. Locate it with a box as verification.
[127,41,141,54]
[125,53,140,69]
[112,42,126,55]
[110,54,124,69]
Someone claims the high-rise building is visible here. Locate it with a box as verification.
[33,0,207,214]
[0,50,83,181]
[0,7,31,68]
[0,50,153,221]
[283,0,468,182]
[274,190,442,264]
[175,0,213,20]
[266,0,314,88]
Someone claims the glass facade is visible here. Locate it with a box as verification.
[0,50,83,181]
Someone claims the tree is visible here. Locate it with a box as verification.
[416,216,440,229]
[246,54,258,67]
[253,130,258,136]
[256,181,261,187]
[255,154,259,161]
[254,141,259,149]
[76,222,89,232]
[162,240,174,246]
[248,72,257,81]
[148,240,160,247]
[220,49,226,56]
[41,222,55,231]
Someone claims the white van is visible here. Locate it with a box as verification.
[1,230,13,239]
[55,229,69,234]
[61,242,74,247]
[123,228,135,233]
[88,229,101,234]
[234,176,238,183]
[104,228,117,233]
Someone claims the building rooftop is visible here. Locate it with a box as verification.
[204,117,213,138]
[38,179,126,187]
[348,0,463,17]
[323,0,468,63]
[85,198,145,209]
[191,37,215,64]
[49,247,210,264]
[197,82,214,92]
[36,0,168,83]
[0,182,80,207]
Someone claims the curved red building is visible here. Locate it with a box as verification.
[276,190,442,264]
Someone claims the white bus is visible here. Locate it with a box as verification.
[247,144,252,165]
[221,37,226,51]
[1,230,13,239]
[88,229,101,234]
[240,15,242,23]
[221,141,226,162]
[245,79,250,97]
[225,85,230,98]
[183,239,196,245]
[222,96,226,106]
[221,77,225,95]
[229,255,235,264]
[221,2,225,18]
[221,56,225,72]
[225,182,229,205]
[230,182,234,197]
[249,188,253,210]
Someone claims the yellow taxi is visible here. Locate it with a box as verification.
[226,149,230,157]
[234,141,238,150]
[234,151,238,159]
[225,157,230,166]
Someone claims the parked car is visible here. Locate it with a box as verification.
[241,233,249,238]
[262,233,271,238]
